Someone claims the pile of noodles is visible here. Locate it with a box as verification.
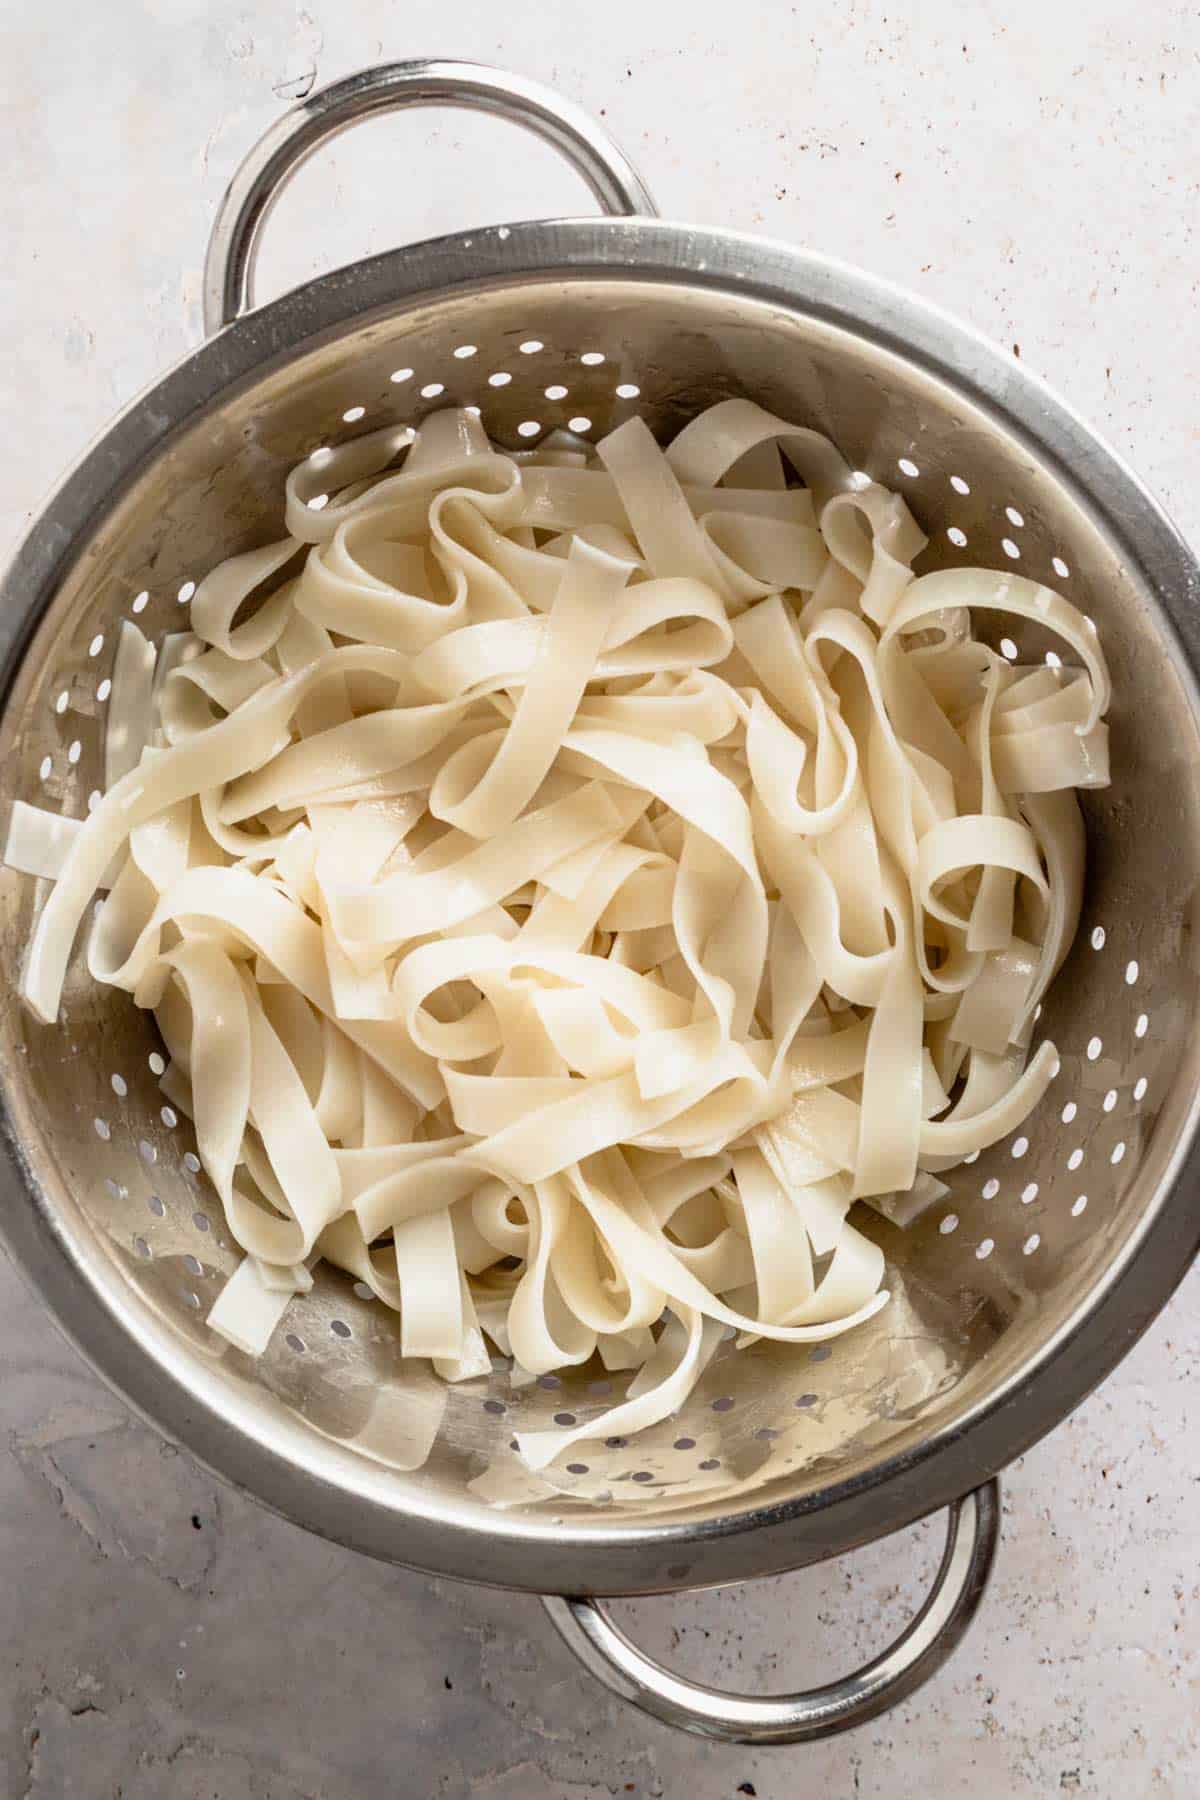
[8,400,1107,1468]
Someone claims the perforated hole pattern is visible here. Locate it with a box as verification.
[0,271,1191,1530]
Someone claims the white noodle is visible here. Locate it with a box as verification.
[8,401,1109,1468]
[4,802,82,881]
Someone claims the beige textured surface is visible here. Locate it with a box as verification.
[1,1,1198,1793]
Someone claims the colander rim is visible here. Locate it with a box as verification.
[1,214,1198,1596]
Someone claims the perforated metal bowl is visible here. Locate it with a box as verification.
[2,62,1198,1744]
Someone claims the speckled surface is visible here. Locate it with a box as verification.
[2,2,1199,1793]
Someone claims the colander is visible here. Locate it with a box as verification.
[2,59,1198,1747]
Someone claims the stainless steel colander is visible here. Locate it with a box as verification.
[2,60,1199,1746]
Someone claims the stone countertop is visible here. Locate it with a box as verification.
[2,3,1198,1794]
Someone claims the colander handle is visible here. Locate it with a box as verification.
[542,1477,1000,1745]
[202,59,658,334]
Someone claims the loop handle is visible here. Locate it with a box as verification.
[203,59,658,334]
[543,1479,1001,1744]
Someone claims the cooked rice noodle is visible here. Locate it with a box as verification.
[11,398,1107,1469]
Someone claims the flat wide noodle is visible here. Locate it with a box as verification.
[11,401,1107,1470]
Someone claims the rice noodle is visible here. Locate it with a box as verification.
[9,399,1108,1468]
